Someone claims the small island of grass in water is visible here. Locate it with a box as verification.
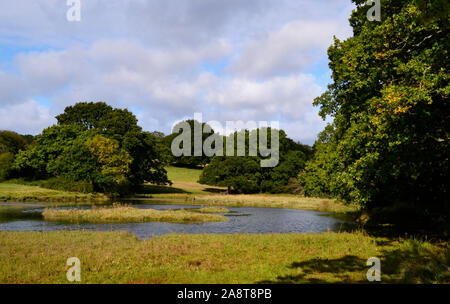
[189,207,230,213]
[42,204,228,224]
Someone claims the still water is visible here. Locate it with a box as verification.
[0,201,348,239]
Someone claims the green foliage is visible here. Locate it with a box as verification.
[301,0,449,226]
[199,156,261,193]
[11,102,170,194]
[199,128,310,193]
[163,120,214,167]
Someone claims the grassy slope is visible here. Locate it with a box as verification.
[0,183,108,203]
[163,166,226,194]
[0,230,448,284]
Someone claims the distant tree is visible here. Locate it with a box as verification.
[0,152,14,181]
[0,131,28,154]
[12,102,170,193]
[0,131,34,180]
[199,156,261,193]
[56,102,170,186]
[164,120,214,168]
[199,128,310,193]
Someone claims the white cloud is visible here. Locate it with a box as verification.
[228,20,352,78]
[0,99,55,134]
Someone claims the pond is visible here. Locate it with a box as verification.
[0,200,349,239]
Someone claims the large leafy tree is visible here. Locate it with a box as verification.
[301,0,449,223]
[199,128,310,193]
[12,102,170,193]
[55,102,169,186]
[163,120,215,167]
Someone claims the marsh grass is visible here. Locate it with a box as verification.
[42,204,228,223]
[0,230,447,284]
[140,194,357,213]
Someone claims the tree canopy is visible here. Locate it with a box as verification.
[300,0,449,227]
[11,102,170,194]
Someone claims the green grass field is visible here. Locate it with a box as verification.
[2,167,445,284]
[140,166,356,213]
[0,230,448,284]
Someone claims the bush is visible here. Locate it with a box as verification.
[0,152,14,181]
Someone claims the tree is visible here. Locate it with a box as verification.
[0,152,14,181]
[0,131,28,154]
[12,102,170,193]
[0,131,32,180]
[56,102,170,186]
[301,0,449,227]
[199,128,310,193]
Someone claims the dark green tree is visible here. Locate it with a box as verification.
[199,128,310,193]
[301,0,449,227]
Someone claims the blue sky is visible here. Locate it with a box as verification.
[0,0,354,145]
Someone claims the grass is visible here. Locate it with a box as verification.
[0,183,108,203]
[137,166,357,213]
[189,207,230,213]
[152,166,226,195]
[42,204,228,224]
[0,230,447,284]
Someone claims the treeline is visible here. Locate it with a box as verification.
[0,131,34,180]
[1,102,312,195]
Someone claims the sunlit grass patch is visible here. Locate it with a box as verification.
[146,193,356,213]
[42,204,228,223]
[0,183,108,203]
[0,230,447,284]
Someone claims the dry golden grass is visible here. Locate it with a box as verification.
[189,207,230,213]
[147,194,357,213]
[42,204,228,223]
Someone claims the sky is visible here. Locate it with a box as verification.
[0,0,355,145]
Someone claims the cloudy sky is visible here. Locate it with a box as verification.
[0,0,354,145]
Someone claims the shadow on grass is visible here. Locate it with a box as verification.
[203,188,227,194]
[258,240,450,284]
[258,255,367,284]
[137,185,227,195]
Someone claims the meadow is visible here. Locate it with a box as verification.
[0,166,447,284]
